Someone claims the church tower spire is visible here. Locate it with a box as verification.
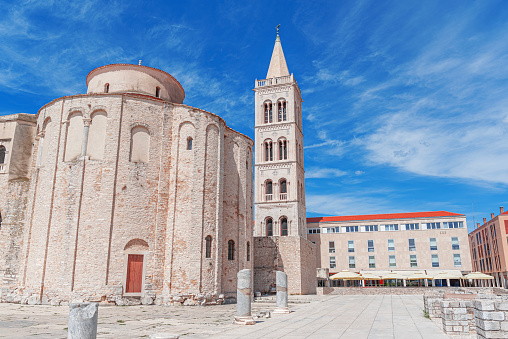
[266,26,290,79]
[253,27,307,239]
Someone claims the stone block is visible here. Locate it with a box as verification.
[453,314,467,321]
[479,311,505,321]
[477,319,501,331]
[497,302,508,311]
[475,300,495,311]
[452,325,462,332]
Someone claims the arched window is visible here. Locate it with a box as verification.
[228,240,235,260]
[266,218,273,236]
[205,235,212,258]
[264,140,273,162]
[281,218,288,236]
[0,146,6,164]
[264,102,273,123]
[278,139,287,160]
[280,179,287,200]
[247,241,251,262]
[187,137,193,150]
[155,87,161,98]
[0,211,2,230]
[86,111,107,160]
[64,112,84,162]
[265,180,273,201]
[104,83,109,93]
[278,100,287,122]
[130,126,150,163]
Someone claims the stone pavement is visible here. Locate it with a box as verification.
[0,295,448,338]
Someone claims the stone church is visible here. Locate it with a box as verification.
[0,32,315,305]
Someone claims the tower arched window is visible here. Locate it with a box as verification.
[264,140,273,162]
[278,139,287,160]
[266,218,273,236]
[264,102,273,123]
[205,235,212,258]
[0,146,6,164]
[247,241,251,262]
[281,217,288,236]
[228,240,235,260]
[155,86,161,98]
[265,180,273,201]
[104,83,109,93]
[187,137,193,150]
[280,179,287,200]
[278,100,287,122]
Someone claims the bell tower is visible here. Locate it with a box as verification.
[254,28,306,238]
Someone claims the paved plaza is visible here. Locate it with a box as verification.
[0,295,448,338]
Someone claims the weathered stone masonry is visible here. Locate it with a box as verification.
[0,64,253,305]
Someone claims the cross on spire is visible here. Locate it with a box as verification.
[276,24,280,36]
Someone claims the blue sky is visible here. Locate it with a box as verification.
[1,0,508,231]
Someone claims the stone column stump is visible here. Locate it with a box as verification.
[68,302,98,339]
[273,271,290,314]
[234,269,256,325]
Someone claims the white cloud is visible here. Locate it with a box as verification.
[306,168,347,179]
[354,170,364,175]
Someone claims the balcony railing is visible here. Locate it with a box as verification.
[255,74,293,88]
[279,193,287,200]
[265,194,273,201]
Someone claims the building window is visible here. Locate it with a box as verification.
[408,238,416,251]
[265,180,273,201]
[368,240,374,252]
[266,218,273,236]
[349,256,355,269]
[155,86,161,98]
[369,255,376,268]
[0,145,5,164]
[104,83,109,93]
[410,254,418,268]
[187,137,193,150]
[308,228,320,234]
[430,237,437,251]
[405,223,419,230]
[247,241,251,262]
[389,255,396,268]
[344,226,359,233]
[228,240,235,260]
[278,139,287,160]
[329,256,336,269]
[427,222,441,229]
[279,179,287,200]
[348,240,354,253]
[443,221,464,228]
[431,254,439,267]
[388,239,395,252]
[323,227,337,234]
[384,224,399,231]
[451,237,460,250]
[264,102,273,123]
[205,236,212,258]
[280,218,288,236]
[264,140,273,161]
[365,225,378,232]
[278,101,287,122]
[454,253,461,267]
[329,241,335,253]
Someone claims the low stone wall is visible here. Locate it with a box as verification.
[317,286,496,297]
[440,298,475,335]
[474,299,508,338]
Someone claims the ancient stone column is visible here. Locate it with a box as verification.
[68,302,98,339]
[273,271,290,314]
[234,269,255,325]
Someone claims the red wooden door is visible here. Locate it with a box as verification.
[126,254,144,293]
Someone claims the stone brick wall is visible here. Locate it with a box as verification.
[440,299,475,335]
[253,235,316,295]
[474,298,508,338]
[0,88,253,305]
